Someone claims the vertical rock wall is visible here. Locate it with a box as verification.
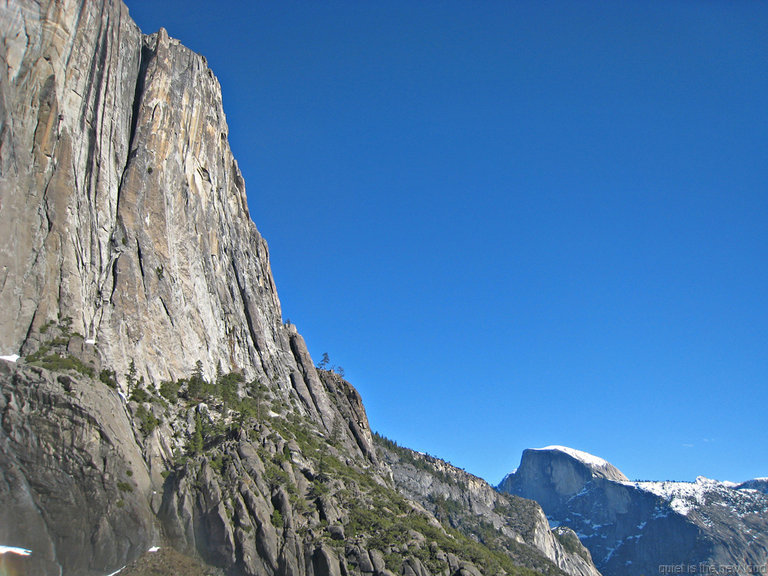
[0,0,302,391]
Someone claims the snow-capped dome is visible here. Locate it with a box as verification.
[530,445,629,482]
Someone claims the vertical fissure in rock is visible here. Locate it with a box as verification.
[116,41,154,213]
[109,255,119,303]
[230,259,255,344]
[159,296,174,327]
[136,240,146,295]
[82,18,111,200]
[20,309,39,354]
[125,43,154,161]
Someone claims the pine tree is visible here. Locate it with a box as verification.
[188,361,206,400]
[126,359,137,391]
[330,416,343,446]
[191,412,204,455]
[193,360,204,381]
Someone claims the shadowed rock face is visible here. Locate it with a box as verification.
[501,448,628,514]
[0,3,604,576]
[0,360,156,576]
[499,447,768,576]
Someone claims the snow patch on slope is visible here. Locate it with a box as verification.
[0,545,32,555]
[631,476,768,517]
[535,446,611,468]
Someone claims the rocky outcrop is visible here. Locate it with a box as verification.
[376,437,601,576]
[4,349,595,576]
[0,359,156,576]
[499,447,768,576]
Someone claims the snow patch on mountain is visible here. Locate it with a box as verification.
[632,477,712,515]
[631,476,768,518]
[534,446,610,468]
[532,445,629,481]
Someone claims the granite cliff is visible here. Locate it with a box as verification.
[0,0,290,389]
[499,447,768,576]
[0,2,602,575]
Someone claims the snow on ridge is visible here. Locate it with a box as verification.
[633,477,732,516]
[635,476,732,493]
[630,475,768,518]
[534,445,613,470]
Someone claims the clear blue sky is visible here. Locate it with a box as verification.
[127,1,768,484]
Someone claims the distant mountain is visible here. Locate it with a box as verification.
[498,447,768,576]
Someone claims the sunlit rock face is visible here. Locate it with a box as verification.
[0,0,294,390]
[499,447,768,576]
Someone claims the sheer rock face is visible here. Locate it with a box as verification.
[0,0,295,391]
[498,448,629,515]
[499,448,768,576]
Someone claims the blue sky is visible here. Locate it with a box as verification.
[127,1,768,484]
